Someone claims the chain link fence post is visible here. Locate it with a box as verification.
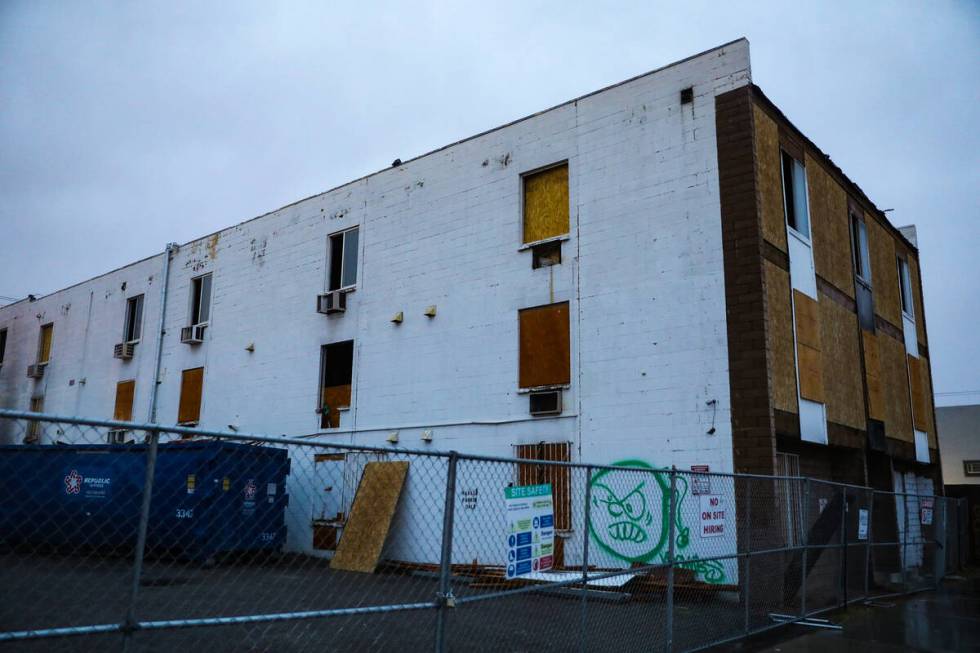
[840,486,848,607]
[865,490,875,598]
[664,466,677,653]
[579,465,593,653]
[434,451,458,653]
[121,427,160,652]
[743,478,751,635]
[800,477,809,618]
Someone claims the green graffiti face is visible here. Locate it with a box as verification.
[588,460,670,563]
[587,459,728,584]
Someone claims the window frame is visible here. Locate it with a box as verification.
[318,340,355,429]
[780,150,811,241]
[123,294,145,344]
[327,226,359,293]
[850,214,872,286]
[189,273,213,327]
[897,256,914,319]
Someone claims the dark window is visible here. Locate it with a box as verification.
[0,328,6,367]
[328,227,359,291]
[124,295,144,343]
[531,241,562,269]
[851,215,872,282]
[319,341,354,428]
[190,274,212,325]
[781,151,810,237]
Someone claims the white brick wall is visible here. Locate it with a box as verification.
[0,40,751,564]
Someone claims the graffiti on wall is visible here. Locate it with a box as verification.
[587,460,726,583]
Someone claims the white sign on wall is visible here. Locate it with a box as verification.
[857,509,869,541]
[699,495,726,538]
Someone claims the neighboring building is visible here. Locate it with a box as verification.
[938,404,980,563]
[0,40,942,574]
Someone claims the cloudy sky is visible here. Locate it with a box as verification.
[1,1,977,400]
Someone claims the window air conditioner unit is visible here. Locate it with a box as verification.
[317,291,346,315]
[113,342,135,359]
[180,324,206,344]
[107,429,128,444]
[529,390,562,416]
[26,364,45,379]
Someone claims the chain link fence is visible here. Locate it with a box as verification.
[0,410,967,652]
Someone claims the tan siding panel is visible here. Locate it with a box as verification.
[820,299,864,429]
[863,331,885,421]
[523,164,569,243]
[867,218,902,327]
[753,105,787,252]
[766,261,798,413]
[113,380,136,421]
[805,153,854,298]
[178,367,204,424]
[519,302,570,388]
[793,290,821,350]
[880,335,912,442]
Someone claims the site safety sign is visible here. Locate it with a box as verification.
[504,484,555,579]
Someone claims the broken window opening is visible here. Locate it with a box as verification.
[781,151,810,237]
[329,227,359,291]
[320,340,354,429]
[190,274,212,326]
[531,240,562,269]
[124,294,144,344]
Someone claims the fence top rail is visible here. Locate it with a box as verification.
[0,409,953,500]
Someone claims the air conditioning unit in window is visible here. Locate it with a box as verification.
[180,324,206,344]
[113,342,135,359]
[529,390,562,417]
[317,291,346,315]
[26,364,44,379]
[107,429,128,444]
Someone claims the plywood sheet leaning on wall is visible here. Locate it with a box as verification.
[879,334,913,443]
[331,461,410,573]
[753,105,787,252]
[907,355,929,433]
[793,290,824,403]
[765,261,798,413]
[819,299,864,429]
[863,331,885,421]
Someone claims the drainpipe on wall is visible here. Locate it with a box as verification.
[147,243,179,423]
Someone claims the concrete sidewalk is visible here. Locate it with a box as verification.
[720,573,980,652]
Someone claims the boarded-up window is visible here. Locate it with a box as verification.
[863,331,884,420]
[177,367,204,425]
[523,164,569,244]
[320,341,353,429]
[519,302,570,389]
[907,355,929,432]
[793,290,824,403]
[114,380,136,421]
[27,396,44,442]
[515,442,572,532]
[38,323,53,364]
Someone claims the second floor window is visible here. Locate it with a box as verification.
[851,216,872,284]
[37,323,53,364]
[190,274,212,326]
[329,227,359,291]
[897,257,913,317]
[781,152,810,238]
[124,295,144,343]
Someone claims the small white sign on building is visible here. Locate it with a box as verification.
[857,509,869,541]
[699,495,726,538]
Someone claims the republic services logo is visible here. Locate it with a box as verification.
[64,469,83,495]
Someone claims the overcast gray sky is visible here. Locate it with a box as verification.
[1,1,977,400]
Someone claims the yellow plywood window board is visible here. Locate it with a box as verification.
[321,384,352,429]
[38,324,53,363]
[519,302,571,389]
[793,290,823,403]
[523,164,569,244]
[907,355,929,432]
[114,380,136,421]
[863,331,884,421]
[330,461,409,573]
[178,367,204,424]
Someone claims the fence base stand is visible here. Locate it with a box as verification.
[768,614,842,630]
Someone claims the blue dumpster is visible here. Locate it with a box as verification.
[0,440,289,562]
